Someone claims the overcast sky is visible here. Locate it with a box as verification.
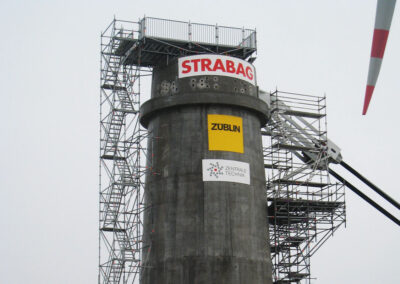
[1,1,399,283]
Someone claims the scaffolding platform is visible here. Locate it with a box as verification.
[268,198,344,214]
[116,37,256,67]
[285,272,310,281]
[268,199,344,225]
[268,213,308,226]
[271,179,329,188]
[272,143,320,153]
[110,17,257,67]
[270,236,307,253]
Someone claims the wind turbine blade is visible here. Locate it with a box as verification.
[363,0,396,115]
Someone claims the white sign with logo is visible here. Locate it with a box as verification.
[202,159,250,185]
[178,54,256,86]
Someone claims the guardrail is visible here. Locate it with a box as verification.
[139,17,256,49]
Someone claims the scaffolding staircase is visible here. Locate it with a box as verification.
[99,19,150,284]
[263,90,346,284]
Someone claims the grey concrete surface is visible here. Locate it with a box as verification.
[140,57,273,284]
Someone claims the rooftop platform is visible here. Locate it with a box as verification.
[110,17,257,67]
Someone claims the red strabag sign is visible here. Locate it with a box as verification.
[178,54,256,86]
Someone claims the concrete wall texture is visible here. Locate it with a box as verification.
[140,55,273,284]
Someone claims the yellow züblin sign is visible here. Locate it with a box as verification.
[207,114,243,153]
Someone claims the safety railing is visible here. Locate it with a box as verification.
[139,17,256,49]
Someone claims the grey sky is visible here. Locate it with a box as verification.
[0,0,399,283]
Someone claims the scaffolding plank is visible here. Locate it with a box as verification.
[281,109,325,119]
[284,236,307,246]
[272,179,329,188]
[264,164,291,170]
[113,108,138,114]
[270,237,307,253]
[102,84,127,91]
[286,272,310,279]
[271,143,319,153]
[268,214,309,225]
[101,155,126,161]
[101,227,125,232]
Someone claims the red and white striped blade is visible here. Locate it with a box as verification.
[363,0,397,115]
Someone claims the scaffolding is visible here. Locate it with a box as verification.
[99,19,151,284]
[99,17,257,284]
[263,91,346,284]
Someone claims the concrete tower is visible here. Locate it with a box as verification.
[140,54,273,284]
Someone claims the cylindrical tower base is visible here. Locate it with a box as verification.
[140,55,272,284]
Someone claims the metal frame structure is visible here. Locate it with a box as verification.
[262,90,346,284]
